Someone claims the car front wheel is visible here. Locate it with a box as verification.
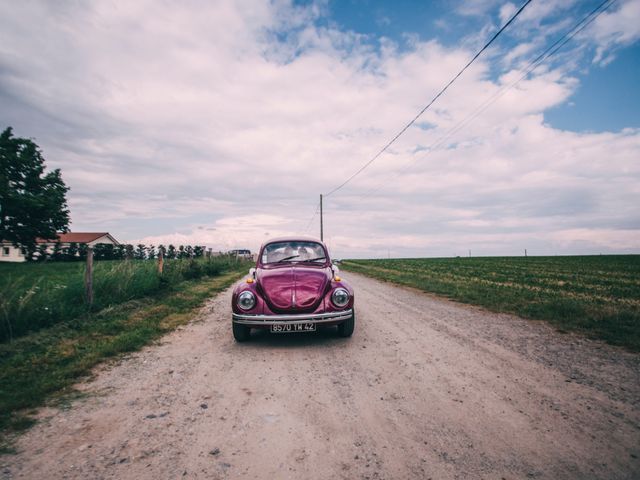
[337,310,355,337]
[232,322,250,342]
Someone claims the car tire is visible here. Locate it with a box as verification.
[232,322,251,342]
[337,310,355,337]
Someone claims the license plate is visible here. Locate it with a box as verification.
[270,323,316,333]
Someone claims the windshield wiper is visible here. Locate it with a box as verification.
[276,255,299,263]
[300,256,326,262]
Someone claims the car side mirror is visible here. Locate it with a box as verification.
[249,267,256,278]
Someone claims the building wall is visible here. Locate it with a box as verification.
[0,244,27,262]
[87,235,117,246]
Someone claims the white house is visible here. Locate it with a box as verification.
[0,243,27,262]
[0,232,119,262]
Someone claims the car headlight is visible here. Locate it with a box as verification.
[237,291,256,310]
[331,287,350,308]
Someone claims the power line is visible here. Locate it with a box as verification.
[301,202,320,234]
[323,0,533,197]
[349,0,617,201]
[313,0,616,237]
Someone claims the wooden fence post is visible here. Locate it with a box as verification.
[158,248,164,275]
[85,246,94,307]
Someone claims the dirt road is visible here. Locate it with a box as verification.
[3,272,639,479]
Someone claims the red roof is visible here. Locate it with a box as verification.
[36,232,117,244]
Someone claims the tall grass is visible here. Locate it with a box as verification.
[0,256,244,342]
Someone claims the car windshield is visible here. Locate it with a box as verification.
[261,241,326,265]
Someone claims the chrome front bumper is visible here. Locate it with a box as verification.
[233,309,353,326]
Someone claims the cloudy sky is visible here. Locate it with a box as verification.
[1,0,639,258]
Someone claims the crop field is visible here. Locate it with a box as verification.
[341,255,640,351]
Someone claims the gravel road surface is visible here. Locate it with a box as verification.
[2,272,639,479]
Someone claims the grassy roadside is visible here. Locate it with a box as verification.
[0,257,236,341]
[341,256,640,352]
[0,265,247,452]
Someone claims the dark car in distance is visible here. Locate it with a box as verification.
[231,237,355,342]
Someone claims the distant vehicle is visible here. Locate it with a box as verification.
[230,237,355,342]
[228,249,252,259]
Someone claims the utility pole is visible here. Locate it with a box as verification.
[320,194,323,241]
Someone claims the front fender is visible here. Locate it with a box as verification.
[232,277,264,315]
[322,277,355,312]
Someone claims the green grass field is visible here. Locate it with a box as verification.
[0,258,250,451]
[0,256,242,341]
[341,255,640,351]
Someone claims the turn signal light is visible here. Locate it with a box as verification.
[246,278,254,284]
[334,276,341,282]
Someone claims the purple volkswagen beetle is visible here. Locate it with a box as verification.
[231,237,355,342]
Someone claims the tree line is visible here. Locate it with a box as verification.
[32,243,210,262]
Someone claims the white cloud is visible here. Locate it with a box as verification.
[499,2,518,24]
[135,214,297,252]
[589,0,640,64]
[0,0,638,258]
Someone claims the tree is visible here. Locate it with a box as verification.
[114,244,126,260]
[94,243,115,260]
[102,244,115,260]
[35,243,48,262]
[167,244,176,259]
[134,244,146,260]
[51,241,63,261]
[66,242,78,261]
[78,243,88,261]
[0,127,70,257]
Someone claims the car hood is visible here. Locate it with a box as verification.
[257,266,330,313]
